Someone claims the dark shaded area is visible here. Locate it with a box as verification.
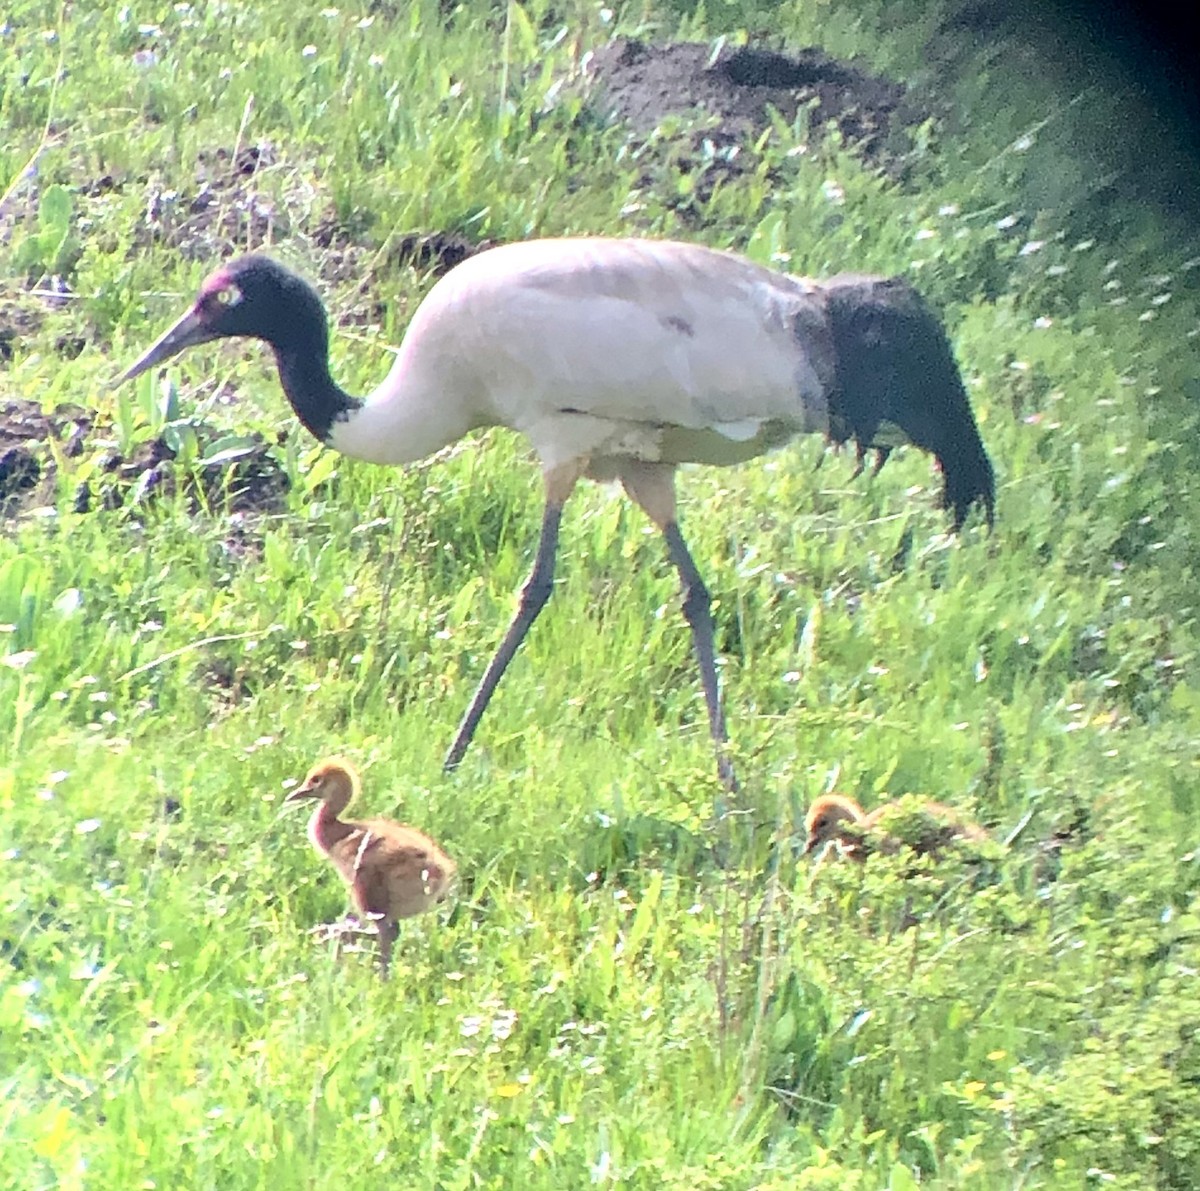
[929,0,1200,221]
[385,230,494,276]
[0,301,45,365]
[0,398,89,515]
[0,446,41,502]
[1051,0,1199,156]
[934,0,1199,138]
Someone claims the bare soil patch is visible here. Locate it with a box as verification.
[587,39,915,158]
[137,142,294,262]
[583,39,925,207]
[0,396,288,521]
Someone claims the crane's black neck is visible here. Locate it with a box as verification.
[271,342,362,444]
[252,262,363,443]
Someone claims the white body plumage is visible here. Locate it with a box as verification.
[331,238,835,474]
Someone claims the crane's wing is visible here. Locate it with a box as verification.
[330,821,453,918]
[417,238,838,447]
[400,238,993,524]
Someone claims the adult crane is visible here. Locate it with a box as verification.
[119,237,995,791]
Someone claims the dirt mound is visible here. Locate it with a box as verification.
[588,40,911,153]
[583,39,924,209]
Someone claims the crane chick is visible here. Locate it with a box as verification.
[284,756,455,976]
[804,792,986,860]
[120,238,995,792]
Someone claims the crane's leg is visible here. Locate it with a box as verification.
[621,463,738,795]
[443,463,581,772]
[662,521,739,795]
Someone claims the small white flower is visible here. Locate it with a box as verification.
[492,1009,518,1041]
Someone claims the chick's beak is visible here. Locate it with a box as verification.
[114,306,220,386]
[802,833,819,855]
[284,780,321,804]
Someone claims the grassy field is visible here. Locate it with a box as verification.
[3,1,1199,1187]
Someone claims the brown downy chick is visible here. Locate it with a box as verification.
[284,756,456,977]
[804,792,986,860]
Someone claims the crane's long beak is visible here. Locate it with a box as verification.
[114,306,220,386]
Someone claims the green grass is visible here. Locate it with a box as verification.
[3,0,1199,1187]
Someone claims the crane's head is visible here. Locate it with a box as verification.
[803,793,868,854]
[117,256,327,384]
[284,755,361,811]
[822,275,995,531]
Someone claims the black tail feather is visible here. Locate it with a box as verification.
[822,275,995,530]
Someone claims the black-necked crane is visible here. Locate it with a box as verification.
[119,238,995,791]
[803,792,988,860]
[284,756,456,976]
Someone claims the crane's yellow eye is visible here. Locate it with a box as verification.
[216,284,243,306]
